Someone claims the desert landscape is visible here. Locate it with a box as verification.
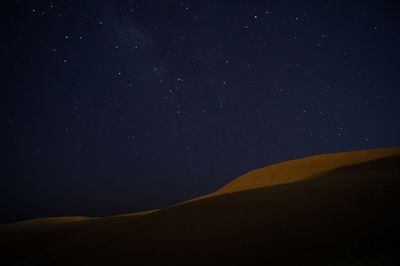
[1,146,400,265]
[4,1,400,265]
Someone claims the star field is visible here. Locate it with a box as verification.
[1,0,400,222]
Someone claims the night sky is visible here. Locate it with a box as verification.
[2,0,400,222]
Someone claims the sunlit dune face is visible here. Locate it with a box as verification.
[215,147,400,195]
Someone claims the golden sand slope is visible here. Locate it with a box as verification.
[1,146,400,265]
[215,146,400,195]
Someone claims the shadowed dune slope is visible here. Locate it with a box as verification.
[1,147,400,265]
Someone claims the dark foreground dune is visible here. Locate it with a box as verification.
[1,147,400,265]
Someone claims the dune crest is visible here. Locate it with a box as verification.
[215,146,400,195]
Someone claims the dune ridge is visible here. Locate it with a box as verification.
[215,146,400,195]
[1,146,400,265]
[4,146,400,225]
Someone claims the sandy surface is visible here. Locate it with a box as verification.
[1,146,400,265]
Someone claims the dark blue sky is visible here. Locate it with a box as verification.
[1,0,400,222]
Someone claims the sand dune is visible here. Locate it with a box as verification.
[215,146,400,195]
[1,146,400,265]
